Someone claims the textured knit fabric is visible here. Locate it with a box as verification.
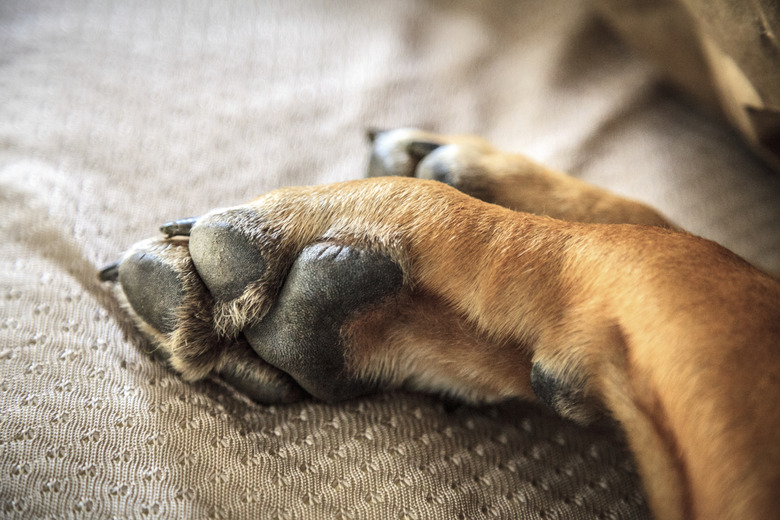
[2,1,779,519]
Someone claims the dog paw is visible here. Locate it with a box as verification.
[186,205,408,402]
[102,176,634,415]
[102,189,413,404]
[367,128,496,202]
[102,178,539,406]
[101,235,305,404]
[367,128,674,228]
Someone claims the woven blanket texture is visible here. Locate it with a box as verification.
[2,1,779,518]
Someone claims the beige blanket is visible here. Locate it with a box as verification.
[2,1,779,518]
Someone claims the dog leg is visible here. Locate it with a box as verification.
[103,140,779,519]
[168,178,778,520]
[368,128,673,228]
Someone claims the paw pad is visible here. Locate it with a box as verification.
[245,242,403,401]
[190,220,267,302]
[117,242,188,335]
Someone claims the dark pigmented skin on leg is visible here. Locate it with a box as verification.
[118,251,185,334]
[244,242,404,402]
[530,362,567,413]
[530,361,598,424]
[189,221,267,302]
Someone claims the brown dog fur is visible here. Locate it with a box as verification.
[113,131,780,520]
[225,173,779,520]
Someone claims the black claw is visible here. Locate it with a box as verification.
[160,217,199,238]
[366,127,387,143]
[98,261,120,282]
[407,140,442,161]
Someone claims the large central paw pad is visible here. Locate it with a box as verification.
[245,242,403,402]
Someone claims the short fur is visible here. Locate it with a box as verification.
[106,129,780,520]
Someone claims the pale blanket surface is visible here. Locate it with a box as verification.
[2,1,779,519]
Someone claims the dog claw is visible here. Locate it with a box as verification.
[98,260,120,282]
[406,140,442,161]
[160,217,199,238]
[366,127,387,143]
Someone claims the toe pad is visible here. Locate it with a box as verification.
[190,219,267,302]
[119,250,185,334]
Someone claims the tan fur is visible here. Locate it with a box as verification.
[230,175,779,520]
[115,130,780,520]
[369,129,673,227]
[343,290,534,403]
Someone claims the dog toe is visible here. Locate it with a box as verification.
[190,218,267,303]
[215,338,306,404]
[117,240,188,336]
[367,128,445,178]
[105,237,227,379]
